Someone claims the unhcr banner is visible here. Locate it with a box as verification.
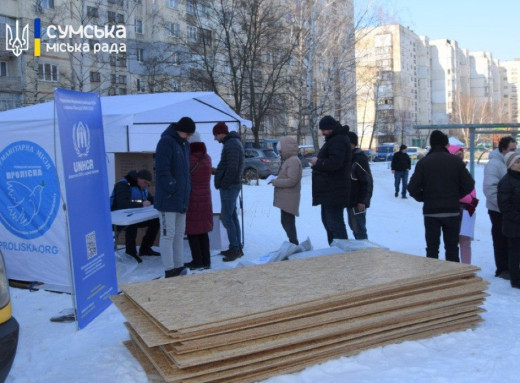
[55,88,117,329]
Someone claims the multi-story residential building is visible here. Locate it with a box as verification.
[501,59,520,122]
[355,24,430,148]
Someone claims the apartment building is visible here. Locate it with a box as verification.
[502,59,520,122]
[0,0,211,111]
[355,24,430,148]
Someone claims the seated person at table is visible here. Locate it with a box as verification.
[111,169,160,263]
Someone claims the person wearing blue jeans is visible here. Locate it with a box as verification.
[321,204,348,245]
[219,184,242,254]
[391,145,411,199]
[213,122,245,261]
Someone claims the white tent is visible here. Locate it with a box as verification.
[0,91,250,288]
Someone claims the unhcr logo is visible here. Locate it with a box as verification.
[5,19,41,57]
[72,121,91,158]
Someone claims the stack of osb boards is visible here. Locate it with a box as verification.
[112,249,488,383]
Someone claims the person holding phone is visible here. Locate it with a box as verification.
[346,132,373,240]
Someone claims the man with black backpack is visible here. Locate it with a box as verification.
[111,169,160,263]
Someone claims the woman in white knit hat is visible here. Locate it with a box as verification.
[497,150,520,289]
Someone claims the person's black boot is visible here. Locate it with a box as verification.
[165,267,189,278]
[223,248,243,262]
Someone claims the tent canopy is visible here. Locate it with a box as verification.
[0,91,251,127]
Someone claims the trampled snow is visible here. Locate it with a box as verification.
[6,161,520,383]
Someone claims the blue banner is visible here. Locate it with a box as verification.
[55,88,117,330]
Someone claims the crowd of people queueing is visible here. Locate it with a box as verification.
[110,115,520,290]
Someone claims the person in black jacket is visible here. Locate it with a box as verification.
[111,169,160,263]
[308,116,351,245]
[346,132,373,240]
[213,122,245,261]
[391,144,411,198]
[408,130,475,262]
[497,151,520,289]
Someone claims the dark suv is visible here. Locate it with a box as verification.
[0,250,18,382]
[243,148,281,179]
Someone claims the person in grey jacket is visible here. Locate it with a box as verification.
[270,136,302,245]
[213,122,244,261]
[155,117,195,278]
[483,136,517,279]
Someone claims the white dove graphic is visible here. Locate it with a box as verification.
[6,181,44,227]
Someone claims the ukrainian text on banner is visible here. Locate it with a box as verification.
[0,121,69,288]
[55,88,117,330]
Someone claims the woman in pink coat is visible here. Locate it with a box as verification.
[448,145,478,264]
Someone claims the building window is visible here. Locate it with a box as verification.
[166,22,180,37]
[0,62,7,77]
[199,28,212,45]
[111,54,127,67]
[187,25,198,42]
[135,19,143,34]
[172,52,180,65]
[136,48,144,62]
[108,0,123,5]
[137,79,146,92]
[87,6,98,18]
[38,63,59,82]
[90,71,101,82]
[186,0,196,15]
[118,75,127,85]
[166,0,178,9]
[41,0,54,8]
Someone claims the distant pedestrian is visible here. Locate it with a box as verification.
[270,136,302,245]
[185,133,213,270]
[391,144,411,199]
[408,130,475,262]
[308,116,351,245]
[155,117,195,278]
[346,131,373,240]
[448,145,479,264]
[213,122,245,262]
[497,151,520,289]
[483,136,518,279]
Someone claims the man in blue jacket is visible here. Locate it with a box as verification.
[155,117,195,277]
[213,122,244,262]
[111,169,159,263]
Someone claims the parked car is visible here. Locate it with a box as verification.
[363,149,376,162]
[374,143,398,162]
[243,148,281,179]
[0,250,19,382]
[406,146,427,161]
[298,145,316,169]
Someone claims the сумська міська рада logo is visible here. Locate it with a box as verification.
[5,20,29,57]
[0,141,60,239]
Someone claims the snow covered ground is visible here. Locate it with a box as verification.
[6,161,520,383]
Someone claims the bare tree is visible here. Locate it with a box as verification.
[189,0,299,147]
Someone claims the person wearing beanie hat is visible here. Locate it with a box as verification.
[497,148,520,289]
[154,116,195,277]
[345,131,373,240]
[391,144,411,198]
[308,115,351,245]
[213,121,245,261]
[212,121,229,136]
[408,131,475,263]
[429,130,449,148]
[483,136,517,279]
[110,169,160,263]
[505,151,520,169]
[176,116,196,134]
[408,130,475,262]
